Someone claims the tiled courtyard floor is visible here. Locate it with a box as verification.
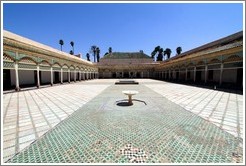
[2,79,244,163]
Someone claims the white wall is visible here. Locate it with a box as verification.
[143,71,149,78]
[222,69,237,83]
[10,69,16,86]
[190,71,194,81]
[41,71,51,84]
[63,72,68,81]
[19,70,35,85]
[70,71,74,80]
[180,72,186,80]
[53,71,60,83]
[213,70,220,83]
[103,72,112,78]
[201,71,205,81]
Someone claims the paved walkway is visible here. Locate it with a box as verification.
[2,79,244,163]
[142,80,243,139]
[3,80,112,162]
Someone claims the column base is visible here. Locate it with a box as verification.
[15,87,20,91]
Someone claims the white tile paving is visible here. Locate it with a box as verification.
[2,79,244,162]
[142,79,244,140]
[2,80,111,162]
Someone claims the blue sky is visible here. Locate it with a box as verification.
[3,2,244,61]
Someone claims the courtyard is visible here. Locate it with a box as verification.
[2,79,243,163]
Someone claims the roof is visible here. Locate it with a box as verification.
[102,52,152,59]
[3,30,93,65]
[168,31,243,61]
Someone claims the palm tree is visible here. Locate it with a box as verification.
[151,46,160,61]
[69,50,74,55]
[96,47,100,62]
[157,48,164,61]
[164,48,172,59]
[151,51,156,59]
[86,53,90,61]
[154,46,160,53]
[70,41,74,53]
[109,47,112,54]
[90,45,97,62]
[176,46,182,55]
[59,39,64,51]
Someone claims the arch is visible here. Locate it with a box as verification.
[208,58,221,64]
[76,66,80,70]
[179,63,186,68]
[224,54,242,63]
[70,65,75,70]
[40,60,51,66]
[196,60,205,66]
[3,53,15,62]
[186,62,194,67]
[53,62,61,68]
[19,57,37,64]
[62,64,69,69]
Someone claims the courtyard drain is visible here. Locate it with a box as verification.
[120,144,147,163]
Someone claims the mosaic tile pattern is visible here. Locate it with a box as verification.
[6,84,243,163]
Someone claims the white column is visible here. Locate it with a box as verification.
[68,69,70,83]
[61,68,63,84]
[179,69,180,80]
[37,65,40,88]
[51,67,53,86]
[79,71,81,81]
[205,65,208,83]
[219,63,223,86]
[185,68,188,81]
[193,67,196,82]
[14,62,20,91]
[74,70,76,82]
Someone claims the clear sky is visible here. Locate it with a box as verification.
[3,2,244,61]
